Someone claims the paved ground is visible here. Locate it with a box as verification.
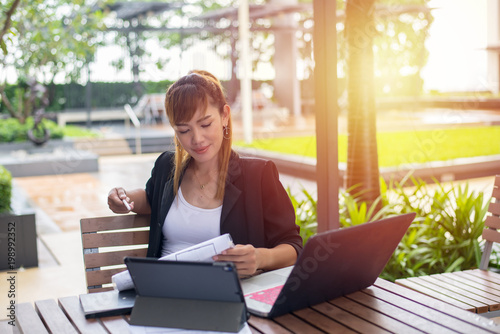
[1,110,499,316]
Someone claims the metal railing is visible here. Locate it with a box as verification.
[124,104,142,154]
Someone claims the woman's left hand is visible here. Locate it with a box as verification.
[213,244,260,276]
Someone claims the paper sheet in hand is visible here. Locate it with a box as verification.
[160,233,234,262]
[112,233,234,291]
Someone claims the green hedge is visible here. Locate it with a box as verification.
[0,117,64,143]
[0,166,12,213]
[0,80,175,113]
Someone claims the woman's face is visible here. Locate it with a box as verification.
[174,102,229,166]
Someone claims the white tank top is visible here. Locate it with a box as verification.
[161,187,222,257]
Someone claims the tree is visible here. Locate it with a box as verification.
[0,0,21,53]
[344,0,381,206]
[0,0,109,123]
[337,1,433,97]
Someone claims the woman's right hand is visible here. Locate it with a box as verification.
[108,187,134,213]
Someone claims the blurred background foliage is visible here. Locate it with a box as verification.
[1,0,435,120]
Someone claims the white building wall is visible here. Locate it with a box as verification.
[487,0,500,93]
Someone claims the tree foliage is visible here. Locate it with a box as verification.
[0,0,110,122]
[336,0,433,97]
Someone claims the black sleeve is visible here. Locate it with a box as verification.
[261,160,303,255]
[145,151,172,207]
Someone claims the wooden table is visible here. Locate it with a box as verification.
[4,279,500,334]
[396,269,500,314]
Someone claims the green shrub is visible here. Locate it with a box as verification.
[0,166,12,213]
[287,187,318,243]
[381,176,488,281]
[0,117,64,142]
[287,174,490,281]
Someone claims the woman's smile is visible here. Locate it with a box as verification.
[193,146,210,155]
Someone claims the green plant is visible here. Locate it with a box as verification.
[339,182,397,227]
[379,175,489,281]
[0,166,12,213]
[287,174,490,281]
[0,117,64,142]
[287,187,317,245]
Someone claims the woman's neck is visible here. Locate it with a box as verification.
[192,160,218,176]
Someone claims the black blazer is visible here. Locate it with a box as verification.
[145,150,303,258]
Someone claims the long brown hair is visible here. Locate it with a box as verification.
[164,70,233,200]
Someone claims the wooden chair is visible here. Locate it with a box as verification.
[80,214,150,293]
[396,175,500,315]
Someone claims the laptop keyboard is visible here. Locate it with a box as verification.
[245,285,284,305]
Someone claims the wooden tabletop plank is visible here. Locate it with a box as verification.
[0,320,15,334]
[361,286,479,334]
[346,289,455,334]
[293,307,357,334]
[248,315,293,334]
[432,274,500,311]
[58,296,107,334]
[450,271,500,295]
[449,271,500,290]
[313,299,391,334]
[464,270,500,286]
[273,313,325,334]
[434,273,500,301]
[249,324,264,334]
[15,302,49,334]
[375,279,500,333]
[411,276,489,312]
[418,275,491,313]
[35,299,78,334]
[99,315,131,334]
[396,277,477,311]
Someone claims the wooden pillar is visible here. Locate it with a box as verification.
[313,0,339,232]
[272,0,301,118]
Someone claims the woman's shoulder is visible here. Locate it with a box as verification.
[234,151,277,173]
[154,150,175,166]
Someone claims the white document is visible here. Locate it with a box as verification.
[160,233,234,262]
[113,234,234,291]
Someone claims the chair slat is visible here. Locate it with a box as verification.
[86,268,126,286]
[84,248,148,269]
[80,214,151,293]
[492,187,500,200]
[88,287,114,294]
[485,215,500,229]
[494,175,500,189]
[81,214,150,233]
[489,202,500,217]
[482,228,500,244]
[82,230,149,248]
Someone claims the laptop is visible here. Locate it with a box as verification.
[124,258,248,332]
[241,212,416,318]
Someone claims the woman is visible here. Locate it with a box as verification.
[108,70,302,276]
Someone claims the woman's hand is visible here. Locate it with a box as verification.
[213,244,260,276]
[108,187,134,213]
[214,243,297,277]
